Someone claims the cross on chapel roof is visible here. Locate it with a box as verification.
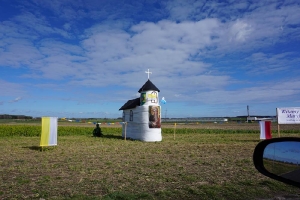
[145,69,152,79]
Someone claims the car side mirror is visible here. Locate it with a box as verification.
[253,137,300,188]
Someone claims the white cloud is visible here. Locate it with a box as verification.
[191,79,300,105]
[10,97,23,103]
[0,80,26,97]
[246,52,300,75]
[63,23,72,31]
[228,20,253,42]
[0,40,43,68]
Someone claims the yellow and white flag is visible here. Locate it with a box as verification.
[40,117,58,147]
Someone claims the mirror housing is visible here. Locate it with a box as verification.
[253,137,300,188]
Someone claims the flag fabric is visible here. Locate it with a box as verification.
[40,117,58,147]
[259,121,272,139]
[161,97,167,104]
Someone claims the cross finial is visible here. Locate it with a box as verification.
[145,69,152,79]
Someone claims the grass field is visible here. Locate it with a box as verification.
[0,122,300,199]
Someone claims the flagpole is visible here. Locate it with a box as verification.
[276,108,280,137]
[174,123,176,140]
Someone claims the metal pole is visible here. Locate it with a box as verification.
[174,123,176,140]
[124,122,127,141]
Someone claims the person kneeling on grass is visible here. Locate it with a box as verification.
[93,124,103,137]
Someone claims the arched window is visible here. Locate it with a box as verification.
[130,110,133,121]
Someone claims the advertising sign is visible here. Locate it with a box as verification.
[277,107,300,124]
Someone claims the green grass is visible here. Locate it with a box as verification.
[0,125,300,199]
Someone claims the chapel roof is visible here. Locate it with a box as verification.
[119,79,160,110]
[119,98,140,110]
[138,79,160,93]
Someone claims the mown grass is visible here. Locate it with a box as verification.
[0,124,300,199]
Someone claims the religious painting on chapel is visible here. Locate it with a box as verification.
[149,106,161,128]
[140,92,146,105]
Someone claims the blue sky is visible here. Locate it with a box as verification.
[0,0,300,118]
[264,142,300,164]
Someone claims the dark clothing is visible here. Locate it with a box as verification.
[93,124,103,137]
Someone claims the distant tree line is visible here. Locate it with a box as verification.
[0,114,33,119]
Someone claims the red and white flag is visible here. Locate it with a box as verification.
[259,121,272,139]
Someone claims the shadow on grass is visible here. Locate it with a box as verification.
[95,134,123,140]
[22,146,56,151]
[93,134,139,141]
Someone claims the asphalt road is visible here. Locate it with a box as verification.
[281,168,300,182]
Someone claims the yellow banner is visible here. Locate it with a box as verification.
[40,117,50,146]
[40,117,57,147]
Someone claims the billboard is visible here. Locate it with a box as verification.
[277,107,300,124]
